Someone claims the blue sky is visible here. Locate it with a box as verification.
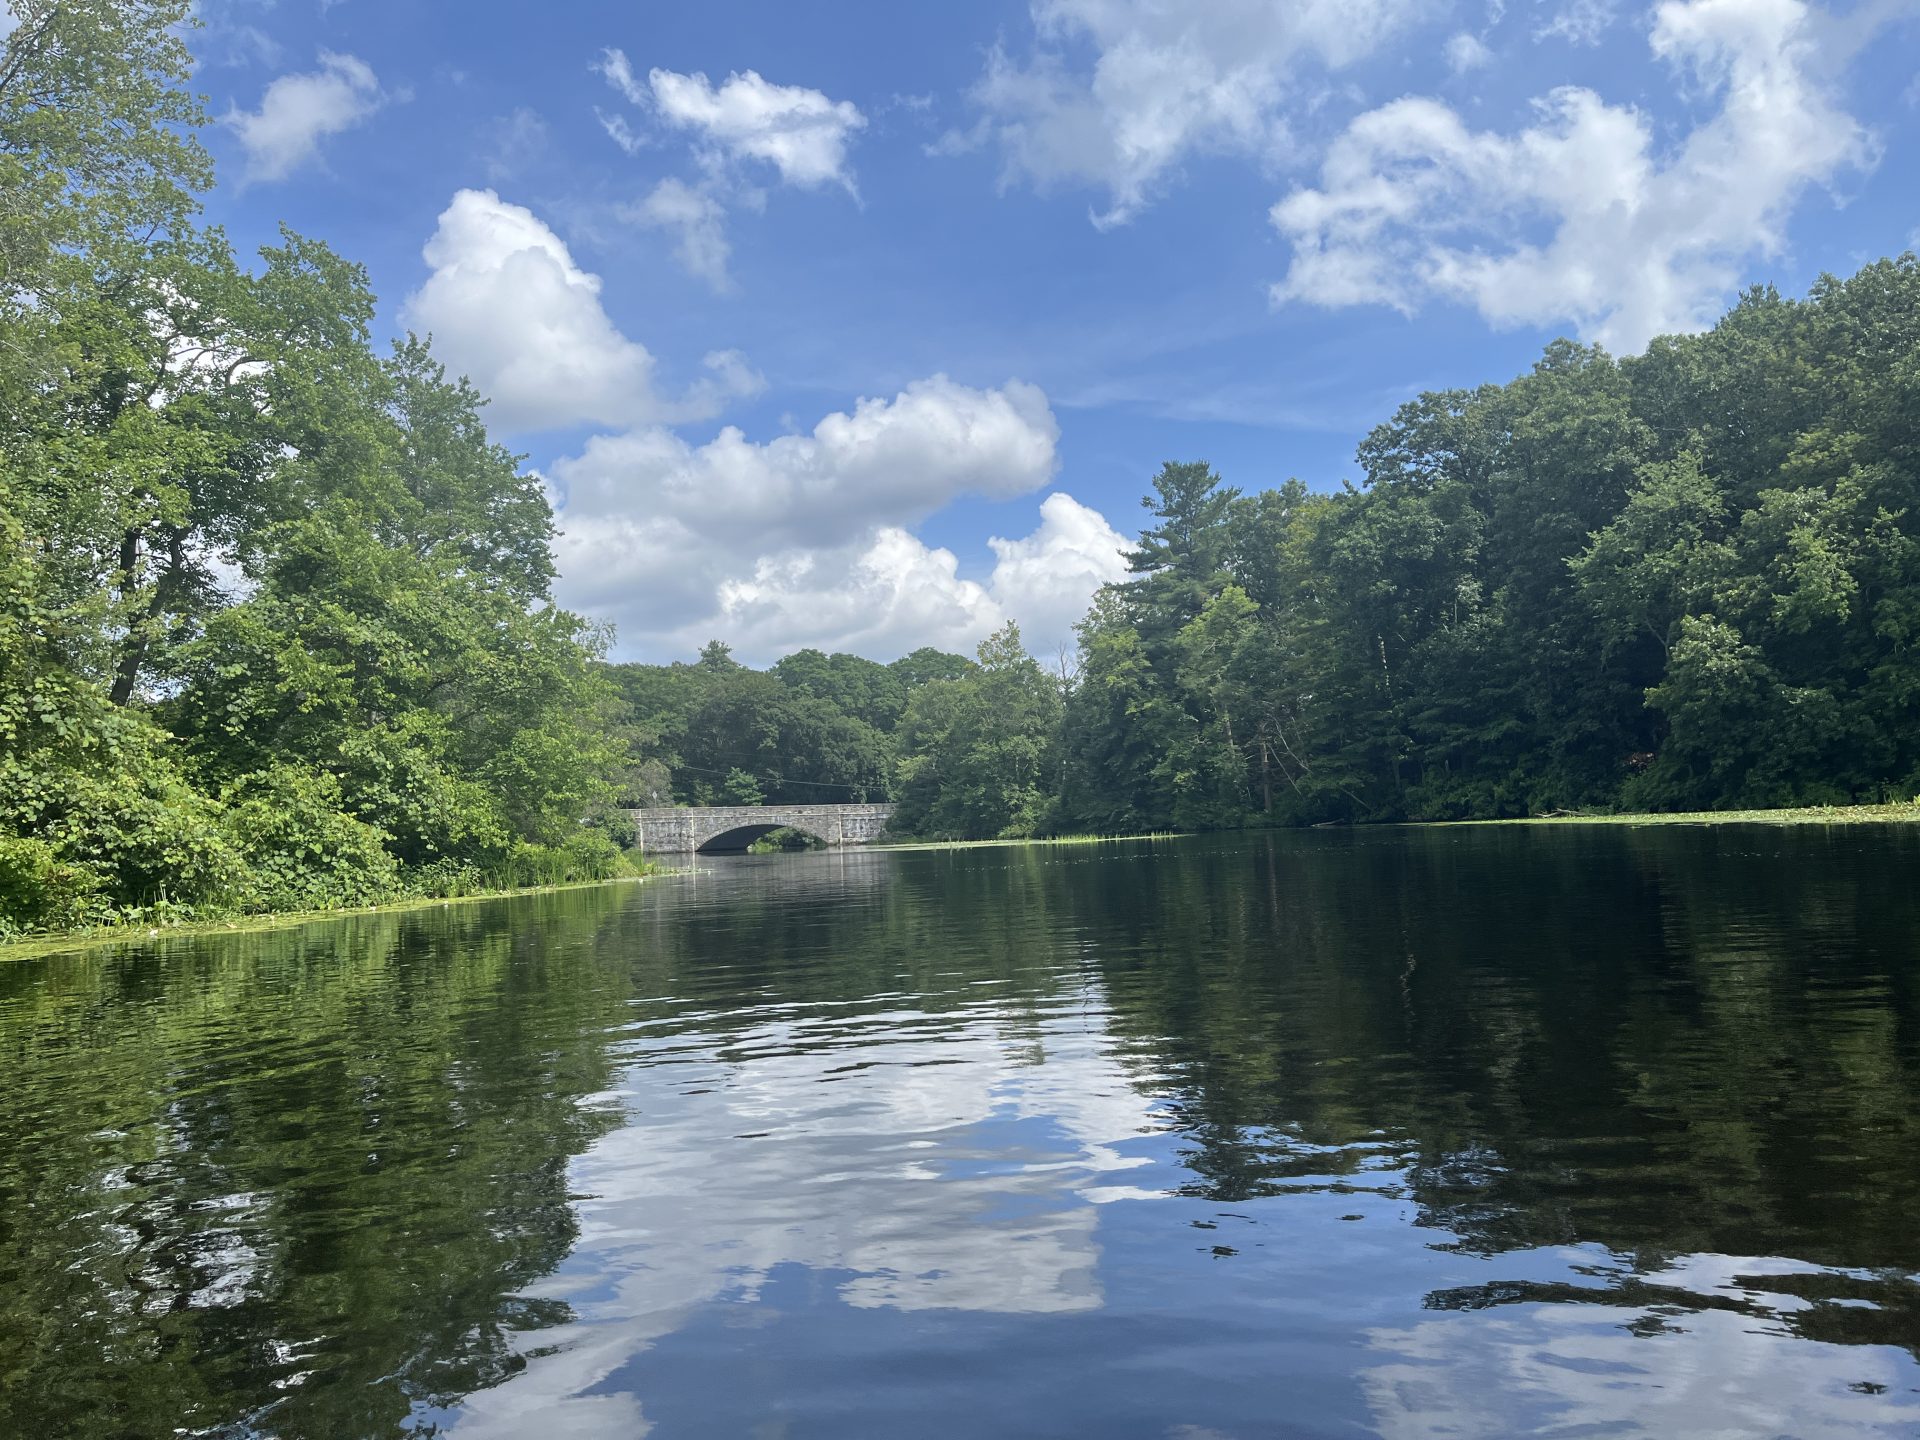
[186,0,1920,662]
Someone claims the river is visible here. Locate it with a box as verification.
[2,827,1917,1437]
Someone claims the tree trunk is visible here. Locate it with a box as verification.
[108,524,146,706]
[109,527,183,706]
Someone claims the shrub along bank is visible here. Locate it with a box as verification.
[0,4,634,938]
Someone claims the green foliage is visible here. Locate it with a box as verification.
[772,648,910,731]
[0,539,245,927]
[0,1,209,306]
[1059,257,1920,828]
[889,646,977,690]
[604,639,972,808]
[1123,461,1240,643]
[487,831,634,889]
[219,765,402,913]
[721,767,765,805]
[0,836,102,938]
[0,8,630,935]
[891,624,1063,840]
[747,827,824,853]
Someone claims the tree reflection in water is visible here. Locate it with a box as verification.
[1,828,1917,1437]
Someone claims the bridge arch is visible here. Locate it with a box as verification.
[694,821,828,854]
[625,803,895,856]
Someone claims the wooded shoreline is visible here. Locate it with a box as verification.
[12,3,1920,938]
[12,799,1918,961]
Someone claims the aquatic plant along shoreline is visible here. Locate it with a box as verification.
[0,871,663,964]
[1446,801,1920,827]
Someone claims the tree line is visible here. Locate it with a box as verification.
[7,3,1920,934]
[605,631,1063,842]
[626,251,1920,840]
[1058,254,1920,832]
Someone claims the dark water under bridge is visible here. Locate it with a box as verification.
[625,803,895,855]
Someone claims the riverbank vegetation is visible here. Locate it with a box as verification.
[0,3,636,937]
[8,5,1920,937]
[0,871,657,964]
[1458,802,1920,828]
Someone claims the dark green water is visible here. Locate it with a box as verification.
[3,828,1919,1438]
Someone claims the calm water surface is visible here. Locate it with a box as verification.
[3,828,1919,1438]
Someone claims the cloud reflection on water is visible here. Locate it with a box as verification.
[449,982,1920,1439]
[437,837,1920,1439]
[448,998,1162,1436]
[1364,1273,1920,1439]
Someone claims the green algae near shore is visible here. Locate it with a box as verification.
[0,872,662,965]
[1453,802,1920,827]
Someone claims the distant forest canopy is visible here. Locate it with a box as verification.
[628,253,1920,839]
[7,4,1920,937]
[607,642,975,809]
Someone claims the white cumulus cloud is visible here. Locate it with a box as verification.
[710,495,1131,661]
[551,375,1059,550]
[946,0,1438,228]
[544,377,1124,660]
[987,492,1134,654]
[644,63,867,192]
[226,51,384,183]
[710,529,1005,660]
[628,177,733,293]
[593,53,865,288]
[401,188,761,434]
[1270,0,1892,351]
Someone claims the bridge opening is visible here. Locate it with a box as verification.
[628,802,893,855]
[696,824,829,855]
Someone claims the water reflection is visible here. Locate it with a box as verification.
[1365,1252,1920,1439]
[0,892,639,1437]
[446,1003,1165,1438]
[1,829,1918,1437]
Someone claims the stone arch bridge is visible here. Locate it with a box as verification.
[626,803,895,856]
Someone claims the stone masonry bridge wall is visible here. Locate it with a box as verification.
[625,803,895,855]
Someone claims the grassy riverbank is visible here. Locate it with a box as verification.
[889,806,1920,848]
[1451,802,1920,827]
[0,872,664,965]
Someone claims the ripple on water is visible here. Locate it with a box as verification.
[1,829,1918,1437]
